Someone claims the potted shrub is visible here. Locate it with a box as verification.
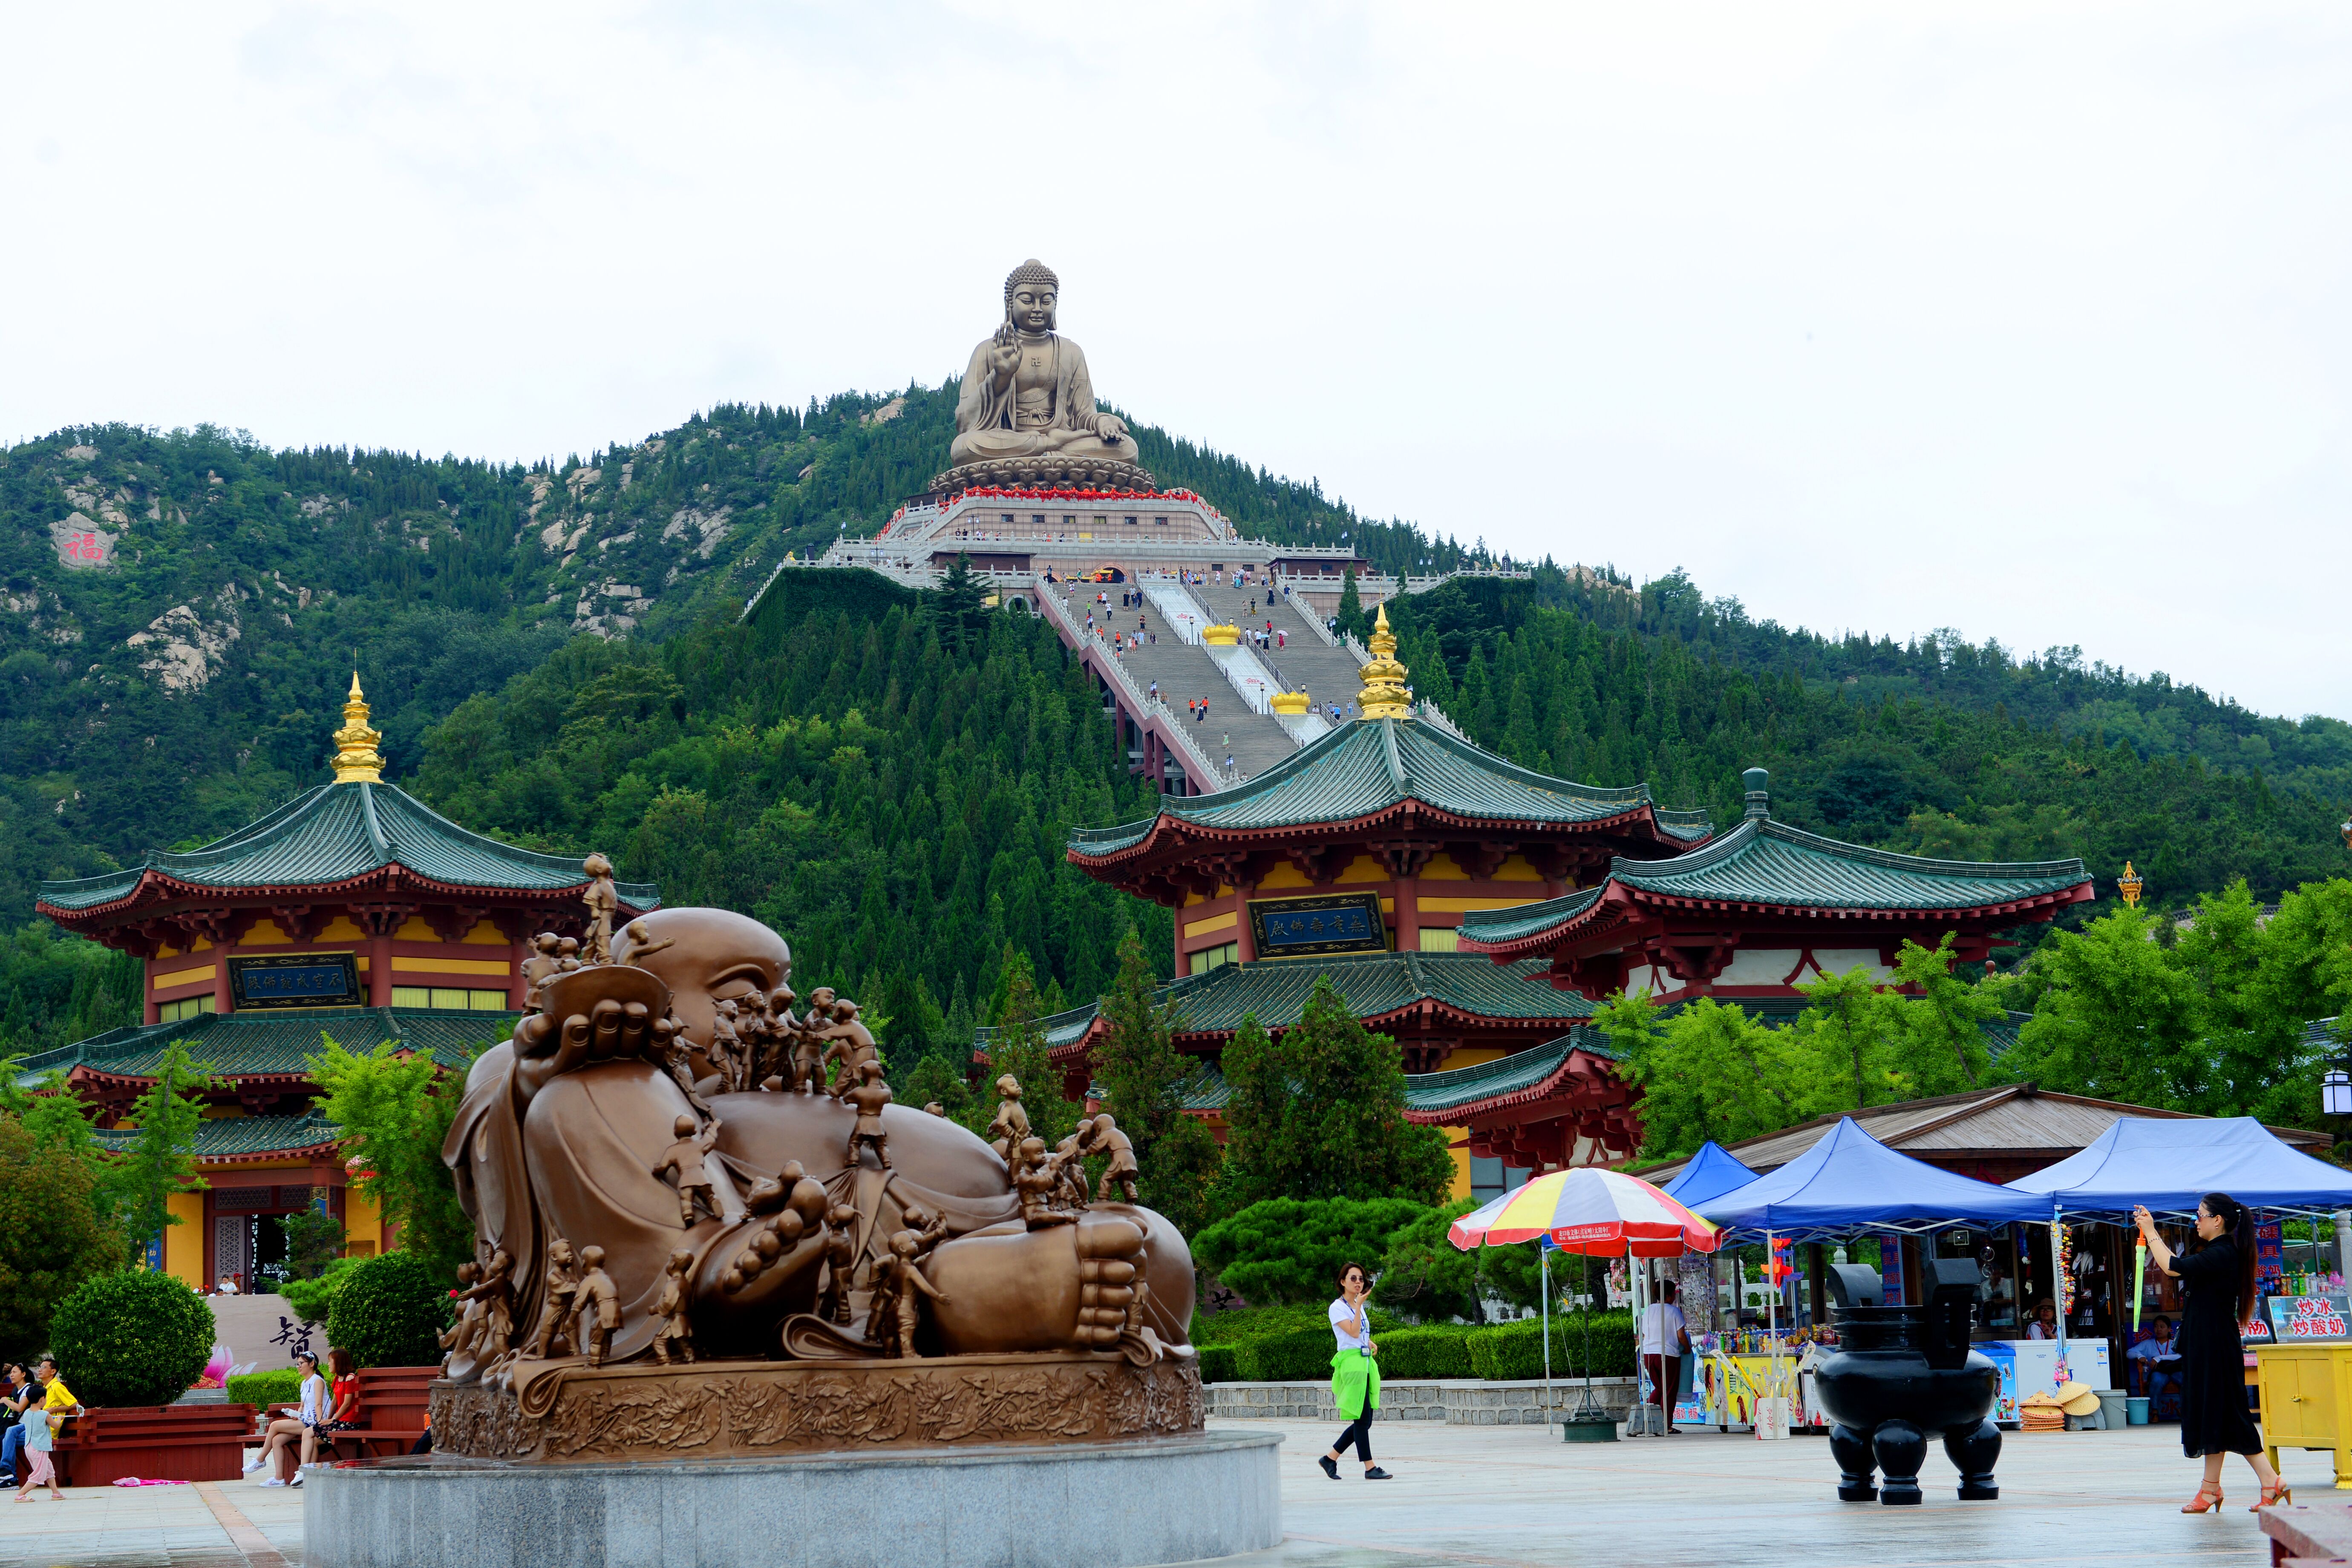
[43,1270,254,1484]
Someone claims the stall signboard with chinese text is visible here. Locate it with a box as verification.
[2257,1218,2285,1295]
[2265,1295,2352,1341]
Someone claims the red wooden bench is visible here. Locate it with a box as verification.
[319,1367,438,1462]
[25,1404,255,1486]
[2258,1498,2352,1566]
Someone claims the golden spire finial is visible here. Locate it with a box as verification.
[1356,601,1412,720]
[331,670,384,784]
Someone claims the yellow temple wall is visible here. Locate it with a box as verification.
[164,1191,205,1287]
[344,1185,385,1257]
[1443,1127,1472,1200]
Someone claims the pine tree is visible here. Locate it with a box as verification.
[1091,931,1221,1236]
[113,1041,218,1256]
[1211,978,1453,1215]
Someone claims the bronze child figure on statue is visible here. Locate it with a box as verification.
[816,1204,860,1325]
[790,987,835,1092]
[841,1060,894,1169]
[1016,1137,1074,1228]
[1090,1114,1141,1204]
[868,1231,951,1359]
[570,1245,620,1367]
[987,1074,1030,1163]
[651,1248,696,1365]
[652,1113,725,1226]
[819,1000,878,1098]
[582,852,620,963]
[523,1237,580,1360]
[439,1261,483,1362]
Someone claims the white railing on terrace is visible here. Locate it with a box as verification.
[1415,700,1470,742]
[1205,638,1281,718]
[1036,591,1231,790]
[1141,576,1211,646]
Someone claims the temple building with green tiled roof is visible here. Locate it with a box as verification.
[1457,767,2093,1002]
[1064,644,2095,1200]
[27,677,654,1293]
[1068,617,1712,979]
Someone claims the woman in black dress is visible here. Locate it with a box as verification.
[2133,1193,2287,1512]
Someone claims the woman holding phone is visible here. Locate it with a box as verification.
[1319,1262,1392,1481]
[2133,1193,2287,1512]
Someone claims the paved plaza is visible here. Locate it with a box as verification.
[0,1420,2317,1566]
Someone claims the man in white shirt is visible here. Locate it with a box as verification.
[1637,1279,1691,1435]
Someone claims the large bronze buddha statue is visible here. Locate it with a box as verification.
[441,905,1194,1384]
[936,260,1154,493]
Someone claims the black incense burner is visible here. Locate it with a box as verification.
[1813,1260,2001,1505]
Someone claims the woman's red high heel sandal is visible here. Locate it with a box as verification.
[2180,1484,2223,1514]
[2252,1481,2292,1510]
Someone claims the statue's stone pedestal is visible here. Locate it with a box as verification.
[303,1430,1283,1568]
[429,1351,1204,1462]
[928,454,1157,496]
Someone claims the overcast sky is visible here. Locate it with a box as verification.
[6,3,2347,721]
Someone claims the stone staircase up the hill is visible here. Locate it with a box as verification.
[1189,577,1368,724]
[1054,584,1296,781]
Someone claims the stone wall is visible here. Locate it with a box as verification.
[1207,1377,1638,1427]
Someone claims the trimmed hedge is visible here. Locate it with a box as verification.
[1197,1344,1239,1384]
[1232,1327,1338,1382]
[226,1369,304,1409]
[1374,1325,1474,1380]
[1192,1300,1394,1349]
[49,1269,214,1408]
[1465,1311,1635,1382]
[326,1251,454,1369]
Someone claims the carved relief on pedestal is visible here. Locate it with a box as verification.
[429,1352,1205,1463]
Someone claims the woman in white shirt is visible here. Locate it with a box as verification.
[247,1351,323,1486]
[1320,1263,1392,1481]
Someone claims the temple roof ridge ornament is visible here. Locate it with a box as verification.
[331,671,385,784]
[1356,602,1412,720]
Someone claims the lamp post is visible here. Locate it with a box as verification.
[2118,862,2144,909]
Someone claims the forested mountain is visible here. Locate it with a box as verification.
[0,380,2346,1058]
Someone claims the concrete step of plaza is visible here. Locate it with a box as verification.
[1207,1375,1640,1426]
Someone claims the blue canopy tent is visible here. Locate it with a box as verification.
[2006,1115,2352,1222]
[1659,1141,1760,1211]
[1696,1116,2058,1243]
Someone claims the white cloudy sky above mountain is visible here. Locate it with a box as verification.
[4,3,2347,720]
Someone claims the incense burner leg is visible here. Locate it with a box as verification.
[1872,1419,1926,1505]
[1945,1418,2001,1500]
[1829,1423,1879,1502]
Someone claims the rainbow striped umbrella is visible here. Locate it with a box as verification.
[1448,1167,1722,1257]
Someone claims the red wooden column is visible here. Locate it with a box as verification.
[213,942,235,1015]
[1233,882,1257,962]
[368,932,393,1007]
[1394,874,1420,953]
[144,959,161,1026]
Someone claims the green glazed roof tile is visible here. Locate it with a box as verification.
[37,782,659,912]
[1068,718,1712,856]
[1461,819,2090,948]
[974,951,1594,1059]
[1400,1028,1621,1115]
[94,1111,343,1158]
[15,1008,510,1087]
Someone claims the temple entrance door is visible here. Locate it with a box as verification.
[213,1216,249,1291]
[248,1215,293,1292]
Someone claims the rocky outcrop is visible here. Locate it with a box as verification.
[126,587,243,695]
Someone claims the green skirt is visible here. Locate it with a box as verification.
[1331,1347,1381,1421]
